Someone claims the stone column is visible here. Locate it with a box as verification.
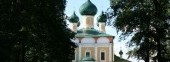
[79,44,82,61]
[109,43,112,62]
[95,44,97,61]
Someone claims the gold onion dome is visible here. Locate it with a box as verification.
[97,11,107,23]
[79,0,97,15]
[68,12,79,23]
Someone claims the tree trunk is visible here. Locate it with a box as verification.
[152,0,166,61]
[156,28,164,62]
[145,37,150,62]
[19,43,25,62]
[21,43,25,62]
[144,51,150,62]
[157,39,162,62]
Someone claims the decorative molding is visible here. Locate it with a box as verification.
[81,43,110,47]
[96,44,110,47]
[81,44,95,47]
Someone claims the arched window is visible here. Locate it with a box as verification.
[100,49,106,61]
[101,52,105,60]
[85,50,91,57]
[86,52,90,57]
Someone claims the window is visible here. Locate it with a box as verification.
[101,52,105,60]
[86,52,90,57]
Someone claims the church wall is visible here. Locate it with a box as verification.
[73,37,114,62]
[74,44,113,62]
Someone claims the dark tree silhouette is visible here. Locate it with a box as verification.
[0,0,75,62]
[109,0,170,62]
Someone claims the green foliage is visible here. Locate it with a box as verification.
[109,0,170,62]
[114,55,131,62]
[0,0,75,62]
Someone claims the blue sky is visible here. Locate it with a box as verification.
[65,0,144,62]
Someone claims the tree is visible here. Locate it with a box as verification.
[0,0,75,62]
[109,0,170,62]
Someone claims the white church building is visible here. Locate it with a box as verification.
[68,0,115,62]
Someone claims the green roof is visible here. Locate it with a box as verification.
[97,11,107,22]
[79,0,97,15]
[82,57,95,61]
[68,12,79,23]
[76,28,113,37]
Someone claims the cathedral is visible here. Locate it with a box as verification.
[68,0,114,62]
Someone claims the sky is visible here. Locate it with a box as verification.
[65,0,144,62]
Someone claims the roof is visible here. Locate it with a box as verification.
[68,12,79,23]
[75,28,113,37]
[79,0,97,15]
